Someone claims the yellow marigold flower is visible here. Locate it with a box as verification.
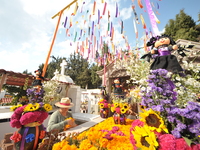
[43,103,52,112]
[24,103,40,112]
[140,109,168,133]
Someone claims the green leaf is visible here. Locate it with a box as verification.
[182,136,193,146]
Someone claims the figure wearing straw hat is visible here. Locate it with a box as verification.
[47,97,77,132]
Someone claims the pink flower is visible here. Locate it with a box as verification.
[115,107,121,114]
[131,119,144,129]
[10,105,26,128]
[20,111,48,125]
[158,134,176,150]
[175,138,192,150]
[10,132,22,143]
[130,120,144,150]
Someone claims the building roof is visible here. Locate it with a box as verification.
[0,69,49,87]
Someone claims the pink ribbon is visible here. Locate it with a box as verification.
[145,0,160,36]
[60,103,70,106]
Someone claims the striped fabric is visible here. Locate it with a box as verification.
[0,98,13,104]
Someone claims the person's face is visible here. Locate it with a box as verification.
[60,107,69,112]
[154,37,170,48]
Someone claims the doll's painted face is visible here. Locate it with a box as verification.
[154,37,170,48]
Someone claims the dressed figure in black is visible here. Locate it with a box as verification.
[146,34,183,73]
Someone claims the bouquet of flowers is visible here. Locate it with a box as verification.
[130,69,200,150]
[110,98,130,125]
[98,98,110,118]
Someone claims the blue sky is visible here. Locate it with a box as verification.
[0,0,199,74]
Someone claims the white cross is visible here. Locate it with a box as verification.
[60,60,67,75]
[54,69,59,77]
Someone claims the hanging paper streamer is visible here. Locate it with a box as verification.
[157,2,159,9]
[108,10,110,20]
[93,1,96,15]
[88,27,90,36]
[102,2,107,15]
[140,14,146,29]
[137,0,143,8]
[76,42,79,53]
[132,5,139,24]
[86,37,88,49]
[145,0,160,36]
[80,2,85,13]
[69,17,72,28]
[115,2,118,17]
[74,31,77,42]
[72,2,78,16]
[64,16,68,28]
[121,20,123,34]
[79,29,83,40]
[111,27,114,41]
[133,19,138,38]
[98,9,100,24]
[153,11,160,24]
[92,21,94,35]
[66,28,69,36]
[110,22,112,37]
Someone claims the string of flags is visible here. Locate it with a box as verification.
[58,0,161,66]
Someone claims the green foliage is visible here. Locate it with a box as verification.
[164,9,200,42]
[41,56,65,79]
[2,85,27,104]
[90,64,103,88]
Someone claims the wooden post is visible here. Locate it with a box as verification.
[0,73,7,91]
[42,10,63,77]
[42,0,78,77]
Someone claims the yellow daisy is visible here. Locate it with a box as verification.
[140,109,168,133]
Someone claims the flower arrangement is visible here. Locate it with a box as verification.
[9,79,56,150]
[131,69,200,149]
[52,117,134,150]
[98,98,110,118]
[110,98,130,125]
[26,87,45,103]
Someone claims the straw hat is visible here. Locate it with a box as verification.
[55,97,74,108]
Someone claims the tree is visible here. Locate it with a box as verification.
[89,63,103,88]
[164,9,200,42]
[65,52,91,88]
[39,56,65,79]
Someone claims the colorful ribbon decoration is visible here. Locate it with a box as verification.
[145,0,160,36]
[20,127,29,150]
[33,126,39,150]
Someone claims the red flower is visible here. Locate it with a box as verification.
[175,138,191,150]
[39,130,46,139]
[10,132,22,143]
[191,144,200,150]
[158,134,176,150]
